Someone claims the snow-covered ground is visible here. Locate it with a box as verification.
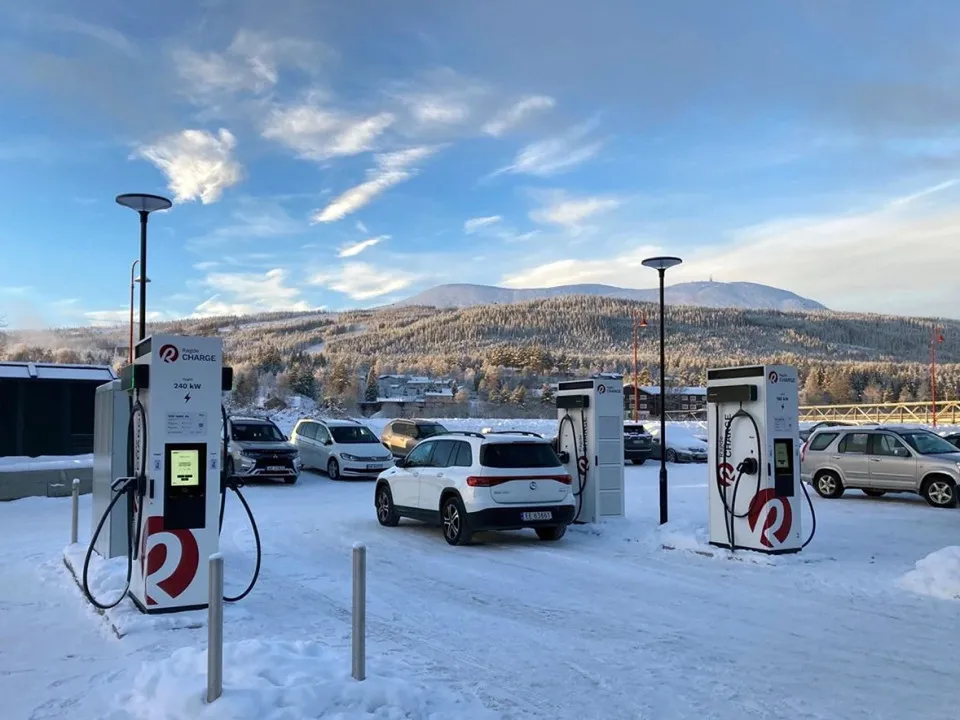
[0,453,93,473]
[2,419,959,719]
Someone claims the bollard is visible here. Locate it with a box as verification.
[352,542,366,681]
[71,479,80,545]
[207,553,224,703]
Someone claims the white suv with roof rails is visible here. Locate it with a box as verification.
[373,430,576,545]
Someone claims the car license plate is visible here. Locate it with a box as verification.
[267,465,285,471]
[521,511,552,521]
[366,464,381,470]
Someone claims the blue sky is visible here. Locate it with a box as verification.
[2,0,960,328]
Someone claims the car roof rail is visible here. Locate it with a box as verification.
[482,430,544,438]
[445,430,487,439]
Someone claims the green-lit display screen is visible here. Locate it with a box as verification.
[170,449,200,487]
[774,441,790,470]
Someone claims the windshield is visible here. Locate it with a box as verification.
[480,442,561,468]
[231,422,285,442]
[418,423,448,438]
[330,425,380,444]
[624,424,647,435]
[899,431,959,455]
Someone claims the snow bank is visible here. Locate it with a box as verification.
[899,546,960,601]
[62,544,250,636]
[119,638,497,720]
[0,453,93,473]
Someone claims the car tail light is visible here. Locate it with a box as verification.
[800,442,807,463]
[467,474,572,487]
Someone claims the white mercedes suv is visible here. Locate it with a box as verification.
[373,430,576,545]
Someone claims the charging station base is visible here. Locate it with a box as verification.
[660,543,829,564]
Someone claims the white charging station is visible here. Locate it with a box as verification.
[556,374,625,523]
[91,379,130,559]
[121,334,227,613]
[706,364,812,554]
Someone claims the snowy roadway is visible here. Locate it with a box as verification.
[2,461,959,719]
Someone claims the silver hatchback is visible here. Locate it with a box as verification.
[800,425,960,508]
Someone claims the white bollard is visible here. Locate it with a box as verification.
[71,478,80,545]
[352,542,366,681]
[207,553,224,703]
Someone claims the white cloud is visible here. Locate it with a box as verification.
[404,95,470,126]
[464,215,502,233]
[262,105,396,161]
[497,120,603,177]
[173,30,324,98]
[388,67,489,131]
[134,128,243,204]
[309,262,421,300]
[186,197,303,250]
[84,309,169,327]
[482,95,556,136]
[312,146,439,223]
[501,180,960,316]
[338,235,389,258]
[529,195,620,228]
[194,267,313,316]
[43,14,139,58]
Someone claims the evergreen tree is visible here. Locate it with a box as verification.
[365,365,379,402]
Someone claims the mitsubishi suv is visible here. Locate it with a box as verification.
[801,425,960,508]
[373,431,575,545]
[223,415,302,484]
[291,418,394,480]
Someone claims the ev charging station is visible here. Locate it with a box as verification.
[706,364,815,554]
[556,374,625,524]
[81,333,260,615]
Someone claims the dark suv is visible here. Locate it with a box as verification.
[380,419,450,458]
[624,422,653,465]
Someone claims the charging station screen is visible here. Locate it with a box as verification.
[774,440,791,471]
[170,449,200,487]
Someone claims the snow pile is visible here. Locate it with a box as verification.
[0,453,93,473]
[899,546,960,601]
[120,638,498,720]
[62,543,250,635]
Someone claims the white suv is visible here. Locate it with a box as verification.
[291,418,394,480]
[373,431,575,545]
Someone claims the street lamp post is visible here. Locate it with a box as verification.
[641,255,683,525]
[116,193,172,343]
[931,324,945,427]
[128,261,151,364]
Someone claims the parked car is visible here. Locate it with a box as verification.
[290,418,393,480]
[374,431,575,545]
[647,426,709,463]
[623,422,653,465]
[380,419,450,458]
[799,421,855,442]
[800,425,960,508]
[222,415,302,484]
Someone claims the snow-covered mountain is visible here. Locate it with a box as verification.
[396,281,828,312]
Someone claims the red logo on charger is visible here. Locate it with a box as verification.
[597,384,606,394]
[718,462,735,487]
[768,370,779,384]
[747,489,792,548]
[141,516,200,605]
[158,344,179,363]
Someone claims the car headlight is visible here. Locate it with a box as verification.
[341,453,360,462]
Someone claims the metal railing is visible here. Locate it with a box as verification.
[798,400,960,425]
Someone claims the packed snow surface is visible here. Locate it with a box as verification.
[0,453,93,472]
[2,417,959,719]
[899,546,960,601]
[120,639,496,720]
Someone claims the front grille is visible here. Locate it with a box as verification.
[244,448,297,458]
[349,456,390,463]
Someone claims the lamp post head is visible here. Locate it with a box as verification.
[641,256,683,272]
[116,193,172,214]
[134,276,151,284]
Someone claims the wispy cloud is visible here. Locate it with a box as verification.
[464,215,502,233]
[886,178,958,208]
[482,95,556,136]
[194,267,313,316]
[40,13,139,58]
[387,67,489,131]
[85,309,169,326]
[186,197,304,251]
[529,194,620,228]
[496,120,603,177]
[262,104,396,161]
[312,146,439,223]
[309,262,421,300]
[338,235,389,258]
[134,128,243,204]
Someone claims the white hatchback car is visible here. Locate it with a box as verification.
[291,418,394,480]
[373,431,576,545]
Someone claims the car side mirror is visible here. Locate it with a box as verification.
[558,450,570,464]
[395,457,407,468]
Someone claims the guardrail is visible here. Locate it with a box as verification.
[798,400,960,425]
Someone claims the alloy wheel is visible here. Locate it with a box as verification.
[442,502,460,542]
[928,480,954,506]
[376,489,391,522]
[818,476,836,495]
